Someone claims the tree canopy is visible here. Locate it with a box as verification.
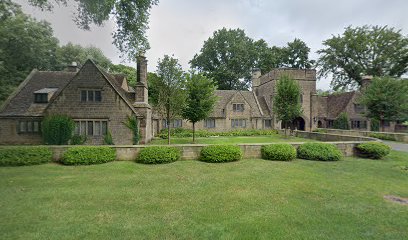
[190,28,314,90]
[317,25,408,90]
[28,0,159,60]
[360,77,408,131]
[273,74,303,132]
[182,72,217,142]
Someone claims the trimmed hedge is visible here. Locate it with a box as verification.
[297,143,342,161]
[0,146,52,166]
[368,133,396,141]
[158,128,278,139]
[61,146,116,165]
[137,146,180,164]
[199,145,242,163]
[356,142,391,159]
[261,144,297,161]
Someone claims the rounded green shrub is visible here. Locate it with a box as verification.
[199,145,242,163]
[261,144,297,161]
[137,146,180,164]
[62,146,116,165]
[297,143,342,161]
[0,146,52,166]
[356,142,391,159]
[42,115,75,145]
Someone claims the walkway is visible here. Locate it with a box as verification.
[383,141,408,153]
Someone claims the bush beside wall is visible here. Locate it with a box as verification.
[199,145,242,163]
[137,146,180,164]
[158,128,278,139]
[356,142,391,159]
[297,143,342,161]
[368,133,396,141]
[261,144,297,161]
[0,146,52,166]
[61,146,116,165]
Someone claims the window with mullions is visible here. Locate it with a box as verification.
[18,120,41,133]
[231,119,246,128]
[162,119,183,128]
[34,93,48,103]
[233,103,244,112]
[80,90,102,102]
[74,120,108,136]
[204,119,216,128]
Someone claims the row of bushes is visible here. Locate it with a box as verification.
[368,133,396,141]
[0,142,391,166]
[157,128,278,139]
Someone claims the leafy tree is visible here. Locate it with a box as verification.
[190,28,256,90]
[110,64,137,86]
[29,0,159,60]
[333,112,350,130]
[55,42,112,70]
[155,55,186,144]
[147,72,161,105]
[317,25,408,90]
[253,39,282,74]
[182,72,217,142]
[360,77,408,132]
[281,38,314,69]
[273,75,302,134]
[42,115,75,145]
[0,2,59,102]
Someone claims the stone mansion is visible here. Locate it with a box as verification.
[0,57,393,145]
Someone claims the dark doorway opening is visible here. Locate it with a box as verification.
[292,117,305,131]
[318,120,323,128]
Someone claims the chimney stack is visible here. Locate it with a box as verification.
[135,55,148,103]
[66,62,79,72]
[361,75,373,91]
[251,68,261,91]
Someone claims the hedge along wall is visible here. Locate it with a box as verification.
[288,130,378,142]
[47,141,364,161]
[316,128,408,143]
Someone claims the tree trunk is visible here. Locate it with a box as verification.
[192,122,195,143]
[167,110,171,145]
[381,119,385,132]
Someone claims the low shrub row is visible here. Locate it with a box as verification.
[261,144,297,161]
[0,146,52,166]
[368,133,396,141]
[297,143,343,161]
[199,145,242,163]
[137,146,180,164]
[356,142,391,159]
[61,146,116,165]
[158,128,278,139]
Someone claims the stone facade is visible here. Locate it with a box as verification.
[0,58,152,145]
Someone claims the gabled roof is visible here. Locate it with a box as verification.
[210,90,263,118]
[326,91,355,119]
[0,70,76,117]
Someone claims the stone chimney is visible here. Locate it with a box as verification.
[135,55,148,103]
[361,75,373,91]
[251,68,261,91]
[66,62,79,72]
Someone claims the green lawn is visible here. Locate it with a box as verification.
[149,134,315,145]
[1,152,408,239]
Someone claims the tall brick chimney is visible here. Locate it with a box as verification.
[135,55,148,103]
[251,68,261,92]
[361,75,373,91]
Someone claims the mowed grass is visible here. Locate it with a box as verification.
[1,152,408,239]
[149,134,315,145]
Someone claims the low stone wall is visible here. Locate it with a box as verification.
[317,128,408,143]
[292,130,377,142]
[48,141,366,162]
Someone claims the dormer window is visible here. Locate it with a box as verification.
[34,93,48,103]
[33,88,58,103]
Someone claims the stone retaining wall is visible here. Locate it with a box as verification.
[49,141,366,162]
[317,128,408,143]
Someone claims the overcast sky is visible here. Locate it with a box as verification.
[15,0,408,90]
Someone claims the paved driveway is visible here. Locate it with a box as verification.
[382,141,408,153]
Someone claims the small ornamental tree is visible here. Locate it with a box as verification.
[360,77,408,132]
[273,74,302,134]
[333,112,350,130]
[182,72,217,142]
[42,115,75,145]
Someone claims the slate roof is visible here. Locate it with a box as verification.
[0,60,137,117]
[210,90,263,118]
[326,91,355,119]
[0,70,76,117]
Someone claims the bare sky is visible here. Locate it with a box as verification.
[15,0,408,90]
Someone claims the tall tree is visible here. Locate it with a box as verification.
[273,74,302,134]
[154,55,186,144]
[190,28,256,90]
[281,38,314,69]
[360,77,408,132]
[317,25,408,90]
[110,64,137,86]
[0,2,59,102]
[28,0,159,60]
[182,72,217,143]
[55,42,112,70]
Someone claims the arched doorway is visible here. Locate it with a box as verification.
[318,120,323,128]
[292,117,305,131]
